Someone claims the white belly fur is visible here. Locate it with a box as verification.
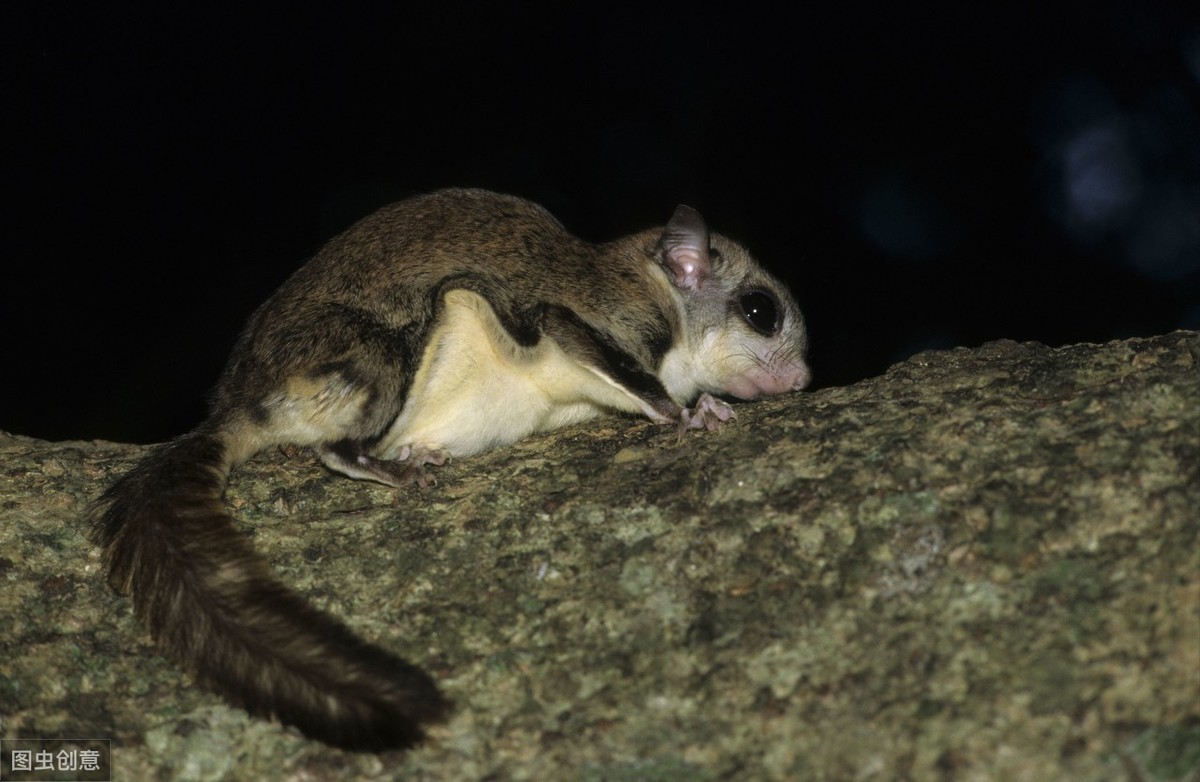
[375,289,661,459]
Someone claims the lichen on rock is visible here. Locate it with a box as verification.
[1,332,1196,780]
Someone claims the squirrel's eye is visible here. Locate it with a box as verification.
[738,290,780,336]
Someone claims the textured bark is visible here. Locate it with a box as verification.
[2,332,1197,781]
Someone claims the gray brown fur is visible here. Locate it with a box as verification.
[89,188,810,751]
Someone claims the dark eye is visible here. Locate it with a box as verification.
[738,290,781,336]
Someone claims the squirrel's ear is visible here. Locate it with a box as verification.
[660,205,711,293]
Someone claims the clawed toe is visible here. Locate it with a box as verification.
[677,393,737,437]
[398,447,450,488]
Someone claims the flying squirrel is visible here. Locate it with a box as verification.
[89,188,812,751]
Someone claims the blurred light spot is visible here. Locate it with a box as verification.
[1063,122,1141,226]
[1034,78,1200,286]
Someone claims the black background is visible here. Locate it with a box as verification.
[5,3,1198,444]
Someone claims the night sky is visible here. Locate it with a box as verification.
[5,3,1198,444]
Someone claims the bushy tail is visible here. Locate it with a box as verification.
[89,428,450,751]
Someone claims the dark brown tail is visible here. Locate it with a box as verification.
[89,428,450,751]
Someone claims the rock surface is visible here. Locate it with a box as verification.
[2,332,1197,781]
